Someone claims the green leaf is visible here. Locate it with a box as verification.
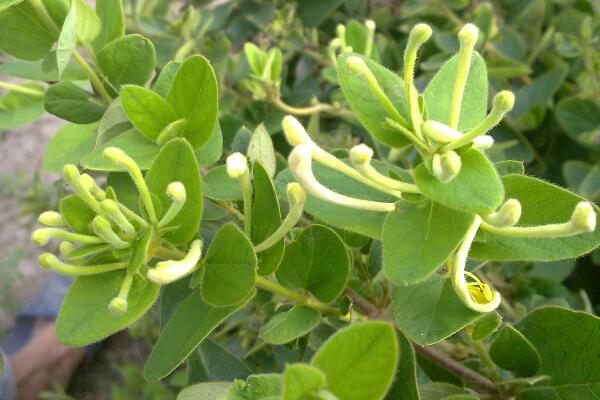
[392,275,482,345]
[72,0,99,43]
[45,81,106,123]
[203,166,243,201]
[511,65,568,121]
[495,160,524,176]
[276,224,349,303]
[177,382,231,400]
[167,55,218,148]
[260,305,321,345]
[415,149,504,213]
[81,129,160,171]
[556,97,600,150]
[383,200,474,284]
[251,162,284,276]
[0,83,45,130]
[312,322,398,400]
[193,339,253,382]
[43,122,97,172]
[144,288,253,381]
[243,43,266,76]
[337,52,410,147]
[516,307,600,399]
[195,121,223,167]
[92,0,124,50]
[228,374,282,399]
[471,174,600,261]
[489,324,540,377]
[247,124,276,178]
[283,364,326,400]
[57,270,159,346]
[0,52,86,81]
[201,223,257,306]
[60,194,95,234]
[97,34,156,87]
[470,312,502,341]
[386,331,419,400]
[55,0,77,77]
[121,85,177,141]
[423,52,488,132]
[0,0,24,12]
[0,2,56,60]
[127,227,153,274]
[95,98,131,146]
[145,138,203,244]
[418,383,466,400]
[153,61,181,97]
[276,160,397,239]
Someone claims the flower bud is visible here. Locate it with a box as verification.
[472,135,494,150]
[38,211,65,227]
[32,229,51,245]
[167,182,186,202]
[571,202,596,232]
[226,153,249,178]
[329,38,342,49]
[80,174,106,200]
[103,147,129,165]
[407,23,433,48]
[92,216,130,249]
[39,252,59,270]
[108,297,128,315]
[485,199,522,227]
[458,23,479,47]
[282,115,313,147]
[346,56,368,75]
[336,24,345,39]
[432,151,462,183]
[365,19,376,31]
[422,120,462,143]
[62,164,80,186]
[492,90,515,113]
[286,182,307,206]
[59,241,75,258]
[349,144,373,165]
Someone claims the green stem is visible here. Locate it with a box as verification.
[72,52,113,104]
[0,81,45,97]
[255,277,349,320]
[470,337,502,382]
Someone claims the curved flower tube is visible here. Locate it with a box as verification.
[157,182,187,230]
[32,228,104,246]
[450,215,501,313]
[63,165,103,215]
[289,145,396,212]
[147,239,203,285]
[403,23,432,137]
[483,199,522,227]
[432,150,462,183]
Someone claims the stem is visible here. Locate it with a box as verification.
[0,81,45,97]
[470,337,502,382]
[354,161,421,193]
[255,277,349,320]
[118,203,149,227]
[72,52,113,104]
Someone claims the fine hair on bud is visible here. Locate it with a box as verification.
[458,23,479,46]
[408,23,433,47]
[492,90,515,113]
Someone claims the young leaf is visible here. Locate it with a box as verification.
[153,61,181,97]
[193,339,253,382]
[201,223,257,306]
[81,129,160,171]
[283,364,326,400]
[45,81,106,123]
[177,382,231,400]
[96,98,131,146]
[423,52,488,131]
[312,322,398,400]
[0,2,57,61]
[145,138,203,244]
[471,174,600,261]
[383,200,475,284]
[167,55,218,148]
[44,123,97,172]
[415,149,504,213]
[260,305,321,345]
[392,275,482,345]
[56,0,77,78]
[144,288,254,381]
[277,160,397,239]
[251,162,284,276]
[470,312,502,341]
[247,124,276,178]
[489,324,540,377]
[121,85,177,141]
[276,224,350,303]
[338,53,410,147]
[60,194,95,235]
[92,0,124,51]
[72,0,100,44]
[57,270,159,346]
[97,34,156,87]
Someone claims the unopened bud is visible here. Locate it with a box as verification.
[346,56,368,75]
[571,202,596,232]
[492,90,515,113]
[458,23,479,47]
[39,252,59,270]
[422,120,462,143]
[486,199,521,227]
[108,297,128,315]
[408,23,433,48]
[226,153,248,178]
[167,182,186,202]
[282,115,313,147]
[432,151,462,183]
[62,164,80,186]
[59,241,75,258]
[32,229,51,246]
[286,182,307,206]
[38,211,65,227]
[365,19,376,31]
[473,135,494,150]
[349,144,373,165]
[336,24,345,39]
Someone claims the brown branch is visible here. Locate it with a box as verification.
[344,288,499,396]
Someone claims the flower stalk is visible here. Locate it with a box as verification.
[226,153,253,236]
[157,182,187,230]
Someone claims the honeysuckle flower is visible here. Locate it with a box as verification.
[226,153,253,235]
[147,239,203,285]
[158,181,187,229]
[288,145,396,212]
[451,216,501,313]
[432,150,462,183]
[364,19,376,57]
[38,211,65,227]
[484,199,522,227]
[91,216,131,249]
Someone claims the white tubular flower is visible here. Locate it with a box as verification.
[571,202,596,232]
[451,216,501,313]
[158,182,187,229]
[288,145,396,212]
[283,116,402,197]
[432,151,462,183]
[484,199,522,227]
[226,152,249,178]
[38,211,65,227]
[147,239,203,285]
